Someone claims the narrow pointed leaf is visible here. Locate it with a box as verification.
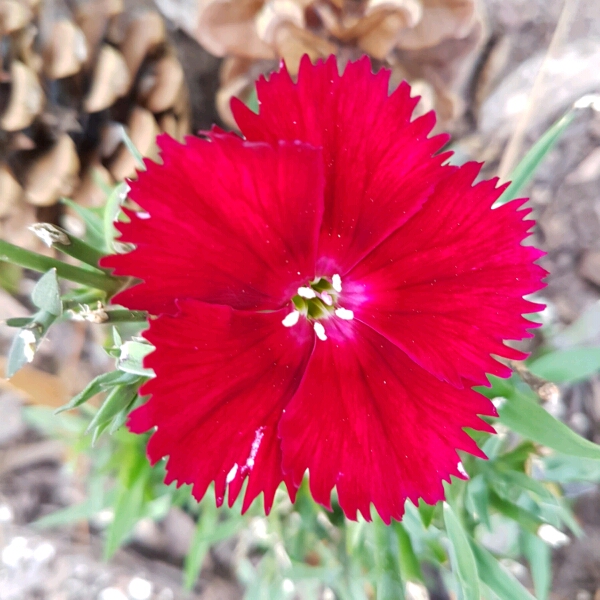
[521,531,551,600]
[528,347,600,383]
[470,540,536,600]
[118,340,155,376]
[496,110,575,206]
[498,390,600,459]
[373,519,405,600]
[443,503,480,600]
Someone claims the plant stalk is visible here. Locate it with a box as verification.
[0,240,122,294]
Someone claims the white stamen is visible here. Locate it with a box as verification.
[314,322,327,341]
[282,311,300,327]
[334,307,354,320]
[297,286,316,299]
[320,291,333,306]
[332,274,342,292]
[226,463,238,483]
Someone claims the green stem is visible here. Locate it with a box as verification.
[0,240,122,294]
[103,310,148,323]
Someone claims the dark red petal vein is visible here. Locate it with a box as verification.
[102,133,324,315]
[278,318,496,523]
[130,300,315,513]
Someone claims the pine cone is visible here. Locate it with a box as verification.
[157,0,483,129]
[0,0,190,249]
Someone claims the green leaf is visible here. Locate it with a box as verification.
[85,384,138,434]
[494,470,556,503]
[528,347,600,383]
[543,454,600,483]
[6,311,56,377]
[488,491,545,534]
[104,182,128,252]
[34,496,104,528]
[118,340,155,376]
[466,475,491,529]
[61,198,106,251]
[4,317,32,328]
[470,540,536,600]
[443,503,480,600]
[31,269,62,315]
[121,127,144,168]
[373,518,405,600]
[417,500,436,528]
[104,454,150,559]
[495,110,575,206]
[394,523,423,583]
[56,370,140,413]
[521,531,551,600]
[498,390,600,460]
[184,501,217,590]
[246,86,259,113]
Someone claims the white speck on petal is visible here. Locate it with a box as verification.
[335,307,354,320]
[282,311,300,327]
[246,427,265,469]
[332,274,342,292]
[226,463,238,483]
[314,322,327,341]
[297,286,316,299]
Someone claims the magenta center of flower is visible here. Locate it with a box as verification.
[282,274,353,341]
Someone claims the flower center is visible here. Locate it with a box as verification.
[282,274,353,340]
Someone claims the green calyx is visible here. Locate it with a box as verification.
[291,276,339,321]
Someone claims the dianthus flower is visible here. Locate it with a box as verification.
[102,56,545,523]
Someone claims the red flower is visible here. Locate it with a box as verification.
[102,56,545,522]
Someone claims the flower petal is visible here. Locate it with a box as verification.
[232,56,450,275]
[101,133,324,314]
[343,162,547,387]
[130,300,314,513]
[279,318,495,523]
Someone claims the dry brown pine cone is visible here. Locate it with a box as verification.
[0,0,190,250]
[157,0,484,129]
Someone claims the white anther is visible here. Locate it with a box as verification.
[282,311,300,327]
[314,322,327,341]
[297,286,316,299]
[334,307,354,320]
[332,274,342,292]
[320,291,333,306]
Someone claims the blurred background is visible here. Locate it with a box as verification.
[1,0,600,599]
